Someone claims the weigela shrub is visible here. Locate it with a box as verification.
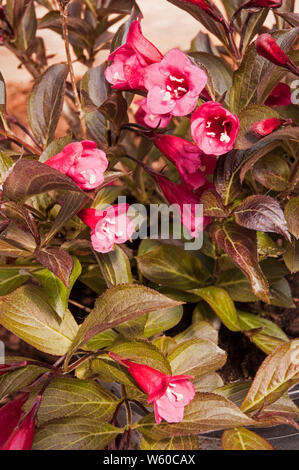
[0,0,298,451]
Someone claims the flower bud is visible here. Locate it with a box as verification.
[256,34,299,75]
[265,83,292,107]
[251,117,292,137]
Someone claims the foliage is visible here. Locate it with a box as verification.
[0,0,298,451]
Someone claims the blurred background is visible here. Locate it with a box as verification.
[1,0,298,82]
[0,0,298,137]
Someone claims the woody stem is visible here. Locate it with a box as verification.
[59,2,87,139]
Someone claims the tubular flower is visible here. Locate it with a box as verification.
[144,49,208,117]
[45,140,108,190]
[256,34,299,75]
[0,394,28,448]
[109,353,195,424]
[79,205,135,254]
[191,101,240,155]
[153,134,216,190]
[1,397,41,451]
[156,175,211,237]
[105,20,163,91]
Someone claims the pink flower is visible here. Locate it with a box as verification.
[251,117,291,137]
[191,101,240,155]
[105,20,163,91]
[153,134,216,190]
[109,353,195,424]
[156,175,211,237]
[0,394,28,448]
[265,83,292,107]
[144,49,207,117]
[79,205,135,253]
[256,34,299,75]
[135,99,172,129]
[45,140,108,190]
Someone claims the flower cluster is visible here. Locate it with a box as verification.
[105,19,240,157]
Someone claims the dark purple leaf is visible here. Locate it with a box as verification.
[35,247,74,287]
[234,195,290,241]
[209,222,269,302]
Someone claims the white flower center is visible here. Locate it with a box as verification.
[162,91,172,102]
[166,383,183,402]
[220,132,230,143]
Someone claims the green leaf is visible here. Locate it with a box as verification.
[141,435,199,450]
[240,128,299,182]
[284,239,299,273]
[39,135,71,163]
[214,150,247,205]
[76,340,171,386]
[14,0,37,50]
[209,222,269,302]
[222,427,274,450]
[135,393,255,439]
[0,151,14,184]
[42,192,88,246]
[201,190,230,218]
[240,339,299,413]
[238,310,288,354]
[28,64,68,147]
[0,285,78,355]
[95,245,133,287]
[33,418,121,450]
[144,305,183,337]
[137,244,210,290]
[188,52,232,102]
[193,372,223,392]
[3,160,84,202]
[168,338,226,379]
[33,257,81,319]
[66,284,183,362]
[0,357,47,400]
[174,320,218,345]
[234,195,290,241]
[84,329,118,351]
[285,198,299,240]
[252,152,290,192]
[0,268,29,296]
[191,286,240,332]
[79,265,107,296]
[35,377,120,424]
[230,29,299,113]
[235,104,279,150]
[80,64,108,145]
